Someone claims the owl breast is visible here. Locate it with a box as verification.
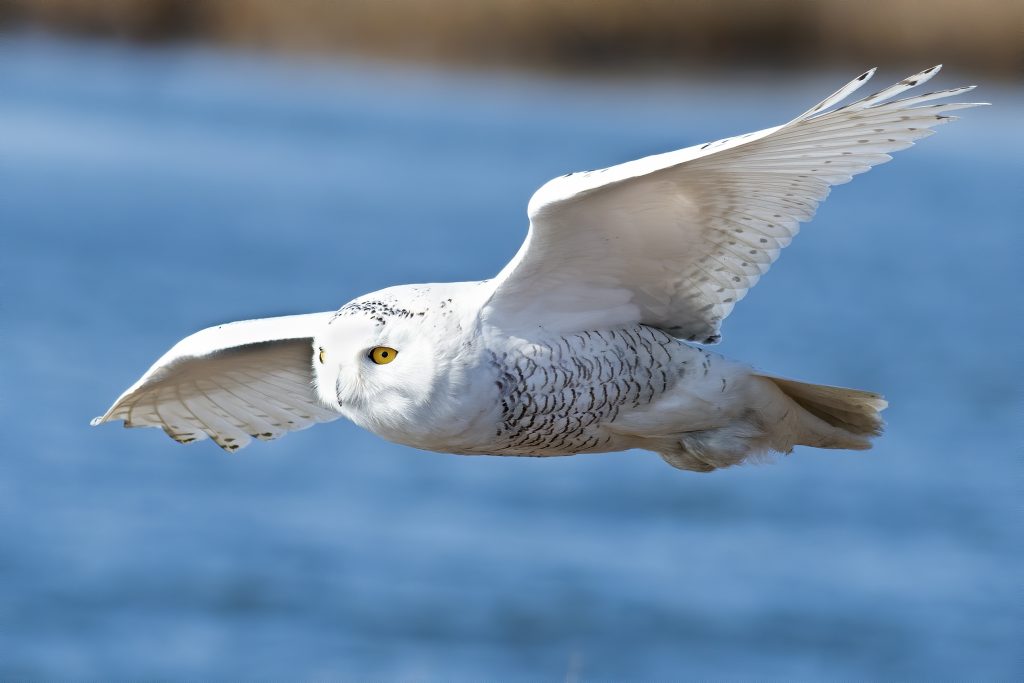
[484,325,685,456]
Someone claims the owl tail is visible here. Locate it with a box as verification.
[756,375,887,452]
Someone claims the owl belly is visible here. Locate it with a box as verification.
[483,325,715,456]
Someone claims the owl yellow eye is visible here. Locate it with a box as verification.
[318,347,326,364]
[369,346,398,365]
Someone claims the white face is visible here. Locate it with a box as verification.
[312,308,440,438]
[311,283,491,450]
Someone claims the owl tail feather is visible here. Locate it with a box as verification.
[658,373,887,473]
[757,374,887,452]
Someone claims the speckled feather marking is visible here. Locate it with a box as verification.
[332,299,427,325]
[489,326,681,455]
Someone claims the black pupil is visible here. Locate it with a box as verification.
[381,351,389,358]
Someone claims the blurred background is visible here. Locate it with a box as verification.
[1,1,1021,679]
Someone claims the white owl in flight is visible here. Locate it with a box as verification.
[93,66,983,472]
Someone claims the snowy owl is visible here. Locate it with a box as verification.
[93,66,983,472]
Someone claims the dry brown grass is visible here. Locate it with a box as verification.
[3,0,1021,77]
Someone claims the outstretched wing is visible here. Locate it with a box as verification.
[92,313,339,451]
[483,66,985,343]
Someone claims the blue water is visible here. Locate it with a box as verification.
[1,34,1021,679]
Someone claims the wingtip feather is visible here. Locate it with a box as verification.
[904,64,943,86]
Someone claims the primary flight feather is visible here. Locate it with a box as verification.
[93,66,984,471]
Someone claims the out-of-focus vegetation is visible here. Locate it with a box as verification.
[2,0,1020,77]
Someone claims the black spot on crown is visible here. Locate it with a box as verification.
[332,299,424,324]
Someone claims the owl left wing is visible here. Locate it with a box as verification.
[482,66,985,343]
[92,313,340,451]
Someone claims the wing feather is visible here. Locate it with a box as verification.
[484,67,985,342]
[92,312,339,451]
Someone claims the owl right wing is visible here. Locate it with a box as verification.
[91,313,340,451]
[483,66,985,343]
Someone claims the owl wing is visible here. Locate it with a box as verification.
[483,66,985,342]
[91,313,339,451]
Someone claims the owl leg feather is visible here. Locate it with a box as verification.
[657,374,887,473]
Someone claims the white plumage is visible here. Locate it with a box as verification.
[93,67,984,471]
[92,313,338,450]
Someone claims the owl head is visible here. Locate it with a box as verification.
[311,283,487,450]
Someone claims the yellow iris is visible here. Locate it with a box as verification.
[318,347,326,364]
[369,346,398,364]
